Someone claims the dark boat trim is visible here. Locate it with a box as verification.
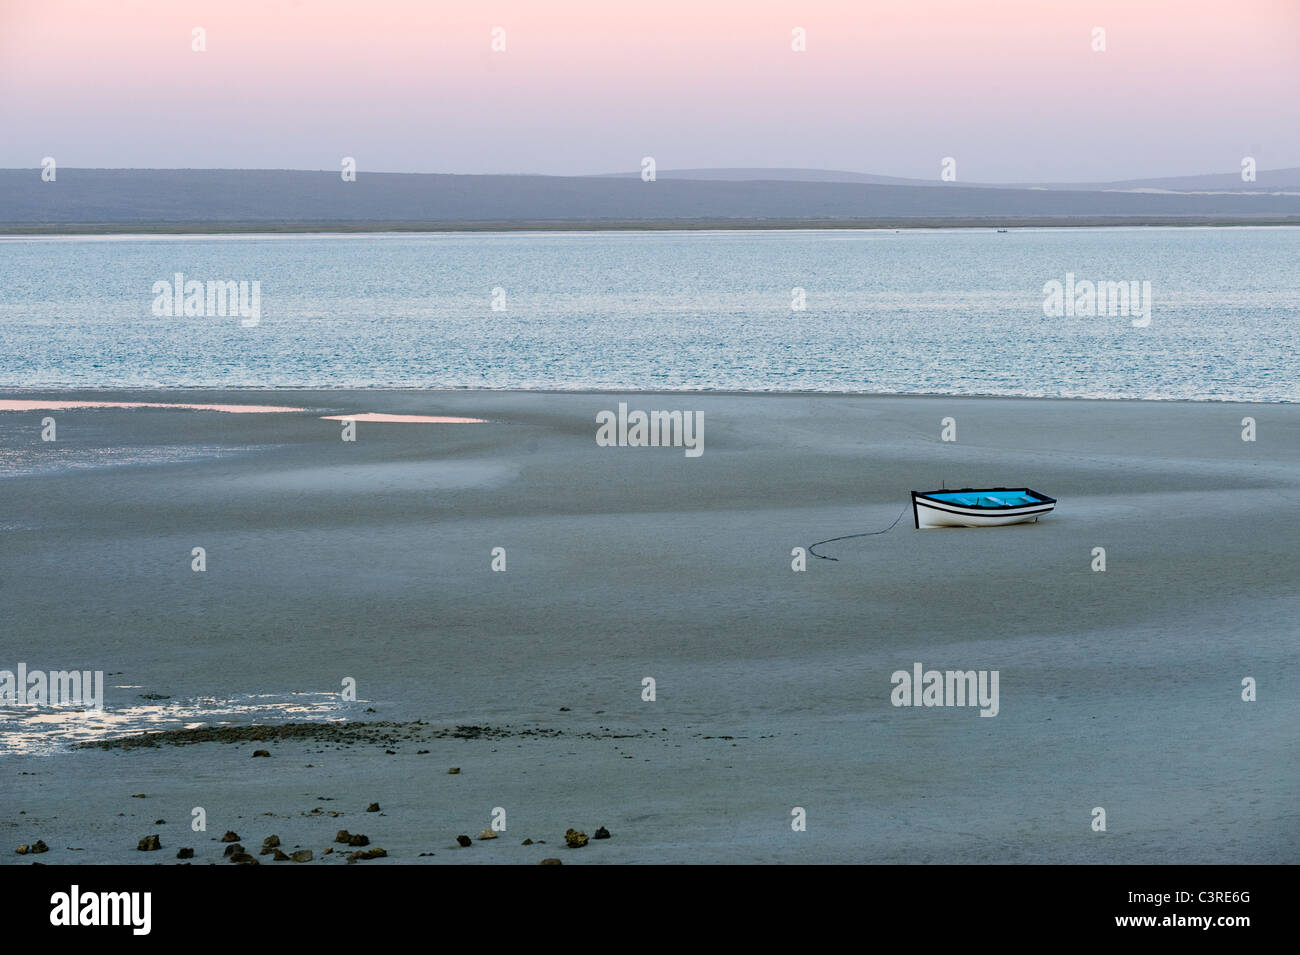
[916,499,1053,516]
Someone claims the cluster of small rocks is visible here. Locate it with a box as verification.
[15,840,49,855]
[330,825,385,861]
[449,826,610,862]
[107,796,606,865]
[537,824,611,862]
[146,824,316,863]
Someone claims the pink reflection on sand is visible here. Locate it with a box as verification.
[320,413,486,423]
[0,400,307,414]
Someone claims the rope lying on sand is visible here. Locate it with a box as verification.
[808,502,911,561]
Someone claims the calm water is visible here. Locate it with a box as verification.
[1,228,1297,400]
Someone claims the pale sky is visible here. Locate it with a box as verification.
[1,0,1297,181]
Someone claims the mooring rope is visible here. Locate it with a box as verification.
[808,501,911,561]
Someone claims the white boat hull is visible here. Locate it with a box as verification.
[914,500,1054,528]
[911,488,1056,528]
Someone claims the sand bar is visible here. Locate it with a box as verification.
[1,390,1296,863]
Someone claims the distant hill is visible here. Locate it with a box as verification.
[597,167,930,186]
[1003,168,1300,193]
[2,168,1299,232]
[602,166,1300,193]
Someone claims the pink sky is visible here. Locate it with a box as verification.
[1,0,1296,180]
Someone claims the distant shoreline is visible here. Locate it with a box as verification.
[5,216,1300,235]
[9,169,1298,229]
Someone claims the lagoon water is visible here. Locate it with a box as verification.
[1,227,1297,400]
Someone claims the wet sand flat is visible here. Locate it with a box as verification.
[1,391,1297,863]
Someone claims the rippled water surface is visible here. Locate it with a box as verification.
[1,228,1297,400]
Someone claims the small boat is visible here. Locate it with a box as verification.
[911,487,1055,528]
